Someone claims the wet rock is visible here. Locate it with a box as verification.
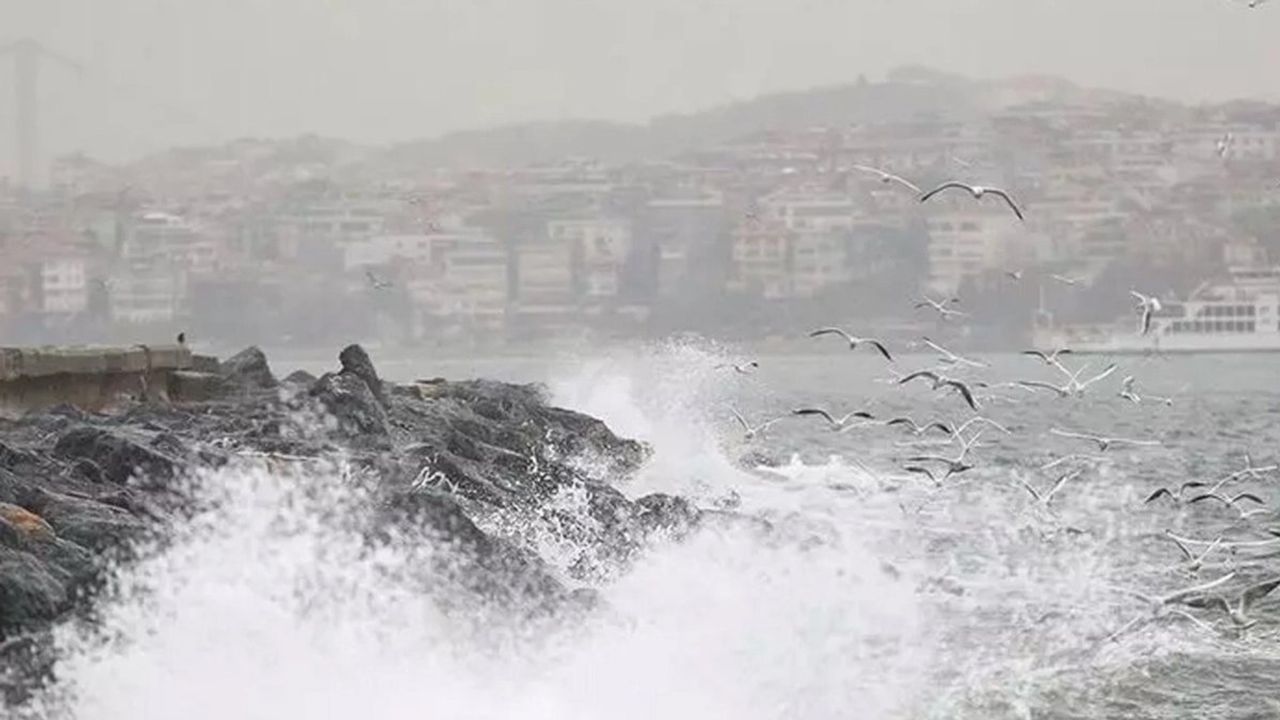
[635,493,700,537]
[0,550,68,633]
[219,346,276,391]
[309,372,390,438]
[53,426,179,486]
[29,493,146,552]
[169,370,226,402]
[282,369,318,386]
[338,344,386,406]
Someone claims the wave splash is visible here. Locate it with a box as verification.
[22,342,931,719]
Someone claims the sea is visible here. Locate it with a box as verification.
[18,340,1280,719]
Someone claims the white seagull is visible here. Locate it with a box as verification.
[1163,531,1224,575]
[919,181,1025,221]
[1130,290,1163,335]
[1107,572,1237,642]
[884,417,954,437]
[729,408,787,441]
[921,336,987,368]
[1183,577,1280,629]
[1049,274,1079,286]
[808,328,893,361]
[792,407,877,431]
[1016,363,1118,399]
[1049,427,1160,452]
[851,165,922,194]
[897,369,981,411]
[1016,469,1082,511]
[1022,348,1074,366]
[914,295,968,319]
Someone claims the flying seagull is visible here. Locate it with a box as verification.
[1016,363,1118,399]
[897,370,981,411]
[1017,469,1082,511]
[729,408,786,441]
[921,337,987,368]
[792,407,876,431]
[716,361,760,374]
[884,417,954,437]
[1049,427,1160,452]
[1183,577,1280,629]
[1163,531,1224,575]
[919,181,1025,221]
[1049,274,1079,286]
[1107,572,1238,642]
[365,270,394,290]
[1187,491,1266,511]
[1130,291,1163,335]
[914,295,967,319]
[1144,480,1215,505]
[1004,269,1023,281]
[1022,348,1074,365]
[851,165,922,193]
[808,328,893,361]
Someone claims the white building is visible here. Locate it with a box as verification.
[40,256,89,315]
[925,210,1023,294]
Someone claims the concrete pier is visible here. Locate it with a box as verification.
[0,344,204,414]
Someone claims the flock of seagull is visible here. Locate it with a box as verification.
[722,158,1279,643]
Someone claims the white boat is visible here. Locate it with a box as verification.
[1033,265,1280,355]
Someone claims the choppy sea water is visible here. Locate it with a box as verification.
[21,342,1280,719]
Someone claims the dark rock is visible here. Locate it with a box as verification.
[53,427,179,486]
[282,369,317,386]
[309,372,390,438]
[338,344,386,406]
[375,492,567,607]
[219,346,276,390]
[635,493,701,537]
[0,549,68,634]
[29,493,147,552]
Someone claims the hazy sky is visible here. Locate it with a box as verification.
[0,0,1277,174]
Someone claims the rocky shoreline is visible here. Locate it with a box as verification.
[0,344,713,707]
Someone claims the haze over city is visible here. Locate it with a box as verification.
[2,0,1279,169]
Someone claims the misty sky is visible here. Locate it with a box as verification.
[1,0,1277,174]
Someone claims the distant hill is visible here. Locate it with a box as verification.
[375,68,1149,171]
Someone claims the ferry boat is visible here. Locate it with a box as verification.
[1032,264,1280,354]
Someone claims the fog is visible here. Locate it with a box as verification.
[2,0,1278,166]
[1,0,1278,354]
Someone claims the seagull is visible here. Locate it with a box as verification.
[906,430,985,480]
[919,181,1025,221]
[1163,531,1224,575]
[1049,274,1079,286]
[1004,269,1023,281]
[914,295,968,319]
[1216,132,1234,159]
[366,270,394,290]
[716,361,760,374]
[884,417,954,437]
[1022,348,1074,365]
[176,332,186,346]
[1107,572,1237,642]
[897,370,981,411]
[1224,453,1279,482]
[1017,469,1082,510]
[1183,577,1280,629]
[1049,427,1160,452]
[729,408,786,441]
[808,328,893,361]
[1118,375,1142,404]
[792,407,876,431]
[921,337,987,368]
[1130,291,1163,335]
[950,416,1011,439]
[1016,363,1118,399]
[1187,491,1266,511]
[851,165,922,193]
[1144,480,1214,505]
